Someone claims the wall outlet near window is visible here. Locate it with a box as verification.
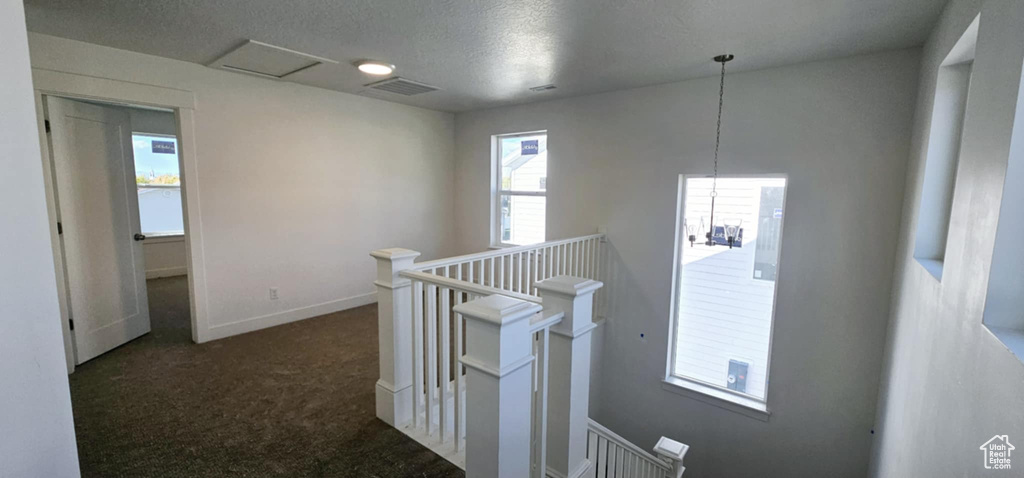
[269,287,279,300]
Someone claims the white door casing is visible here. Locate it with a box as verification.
[48,97,151,364]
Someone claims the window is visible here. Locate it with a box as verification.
[913,14,978,280]
[493,131,547,246]
[666,175,788,413]
[132,133,184,236]
[983,33,1024,363]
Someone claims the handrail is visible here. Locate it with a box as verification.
[411,233,605,271]
[588,419,672,469]
[400,269,541,304]
[529,309,564,334]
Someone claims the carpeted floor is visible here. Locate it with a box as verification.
[69,276,464,478]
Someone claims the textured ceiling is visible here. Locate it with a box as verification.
[23,0,945,112]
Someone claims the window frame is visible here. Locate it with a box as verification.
[132,131,185,236]
[491,130,548,247]
[663,173,789,419]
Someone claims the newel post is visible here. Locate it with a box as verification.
[455,295,542,478]
[370,248,420,427]
[535,276,603,478]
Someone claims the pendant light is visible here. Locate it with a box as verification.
[705,54,734,248]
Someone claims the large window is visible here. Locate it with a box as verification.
[132,133,184,236]
[667,176,787,413]
[493,131,547,246]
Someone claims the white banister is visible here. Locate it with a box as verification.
[536,276,604,478]
[586,419,689,478]
[371,233,658,473]
[370,248,420,427]
[456,295,543,478]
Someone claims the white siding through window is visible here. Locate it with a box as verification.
[673,177,786,401]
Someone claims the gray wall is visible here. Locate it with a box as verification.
[869,0,1024,476]
[454,50,920,477]
[29,33,457,342]
[0,1,80,476]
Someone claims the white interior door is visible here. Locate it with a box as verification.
[48,97,151,364]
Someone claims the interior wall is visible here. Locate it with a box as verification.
[454,50,920,477]
[0,2,80,476]
[28,33,457,342]
[869,0,1024,476]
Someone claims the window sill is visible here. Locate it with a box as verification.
[143,233,185,244]
[915,257,944,281]
[661,376,770,422]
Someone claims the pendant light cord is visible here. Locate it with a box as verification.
[712,58,727,195]
[706,54,732,246]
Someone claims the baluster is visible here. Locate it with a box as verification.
[548,246,554,278]
[520,252,527,293]
[569,242,576,276]
[412,281,424,428]
[498,255,504,290]
[440,286,450,443]
[426,283,437,436]
[532,327,550,478]
[536,248,544,294]
[454,298,464,451]
[577,241,583,276]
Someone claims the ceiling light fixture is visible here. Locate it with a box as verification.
[356,60,395,76]
[693,54,736,248]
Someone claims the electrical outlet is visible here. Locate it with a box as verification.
[269,287,278,300]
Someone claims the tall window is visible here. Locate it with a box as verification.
[494,131,547,246]
[667,176,788,412]
[132,133,184,236]
[913,15,978,280]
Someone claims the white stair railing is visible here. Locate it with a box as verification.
[371,233,688,477]
[586,419,688,478]
[410,233,605,312]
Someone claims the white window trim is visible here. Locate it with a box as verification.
[491,130,547,247]
[663,173,789,419]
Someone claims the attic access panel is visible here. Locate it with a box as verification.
[208,40,337,79]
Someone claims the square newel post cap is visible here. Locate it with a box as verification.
[453,295,542,327]
[370,248,421,289]
[369,248,421,261]
[534,275,603,297]
[654,437,689,462]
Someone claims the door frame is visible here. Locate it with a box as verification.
[32,69,210,372]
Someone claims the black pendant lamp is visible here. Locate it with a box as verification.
[705,54,734,248]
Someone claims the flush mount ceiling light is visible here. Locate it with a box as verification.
[356,60,395,76]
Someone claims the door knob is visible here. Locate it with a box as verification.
[134,233,146,241]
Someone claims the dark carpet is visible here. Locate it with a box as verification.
[69,276,464,478]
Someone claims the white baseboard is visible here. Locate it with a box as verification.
[203,291,377,342]
[145,266,187,279]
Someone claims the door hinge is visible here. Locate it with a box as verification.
[57,222,63,235]
[69,319,74,330]
[45,120,51,133]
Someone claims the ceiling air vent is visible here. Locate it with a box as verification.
[208,40,337,80]
[530,84,557,92]
[365,77,439,96]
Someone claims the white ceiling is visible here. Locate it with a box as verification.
[23,0,945,113]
